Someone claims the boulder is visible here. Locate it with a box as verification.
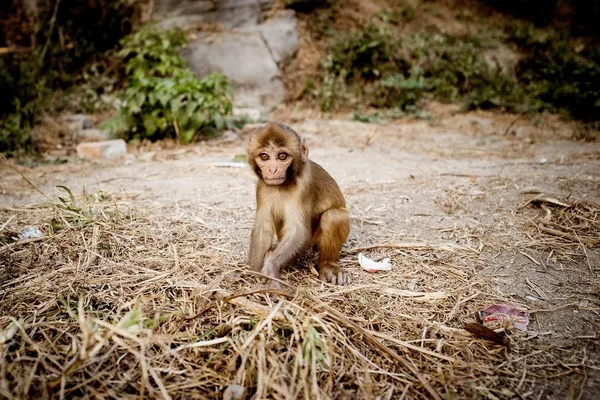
[257,11,299,63]
[76,140,127,160]
[155,0,300,109]
[156,0,274,29]
[482,45,521,76]
[184,32,285,108]
[77,128,111,143]
[65,114,92,133]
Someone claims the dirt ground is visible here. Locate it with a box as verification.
[1,107,599,398]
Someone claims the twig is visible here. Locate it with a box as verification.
[347,242,478,254]
[303,297,443,400]
[519,251,541,266]
[361,127,377,153]
[371,331,456,362]
[0,153,51,201]
[223,287,295,301]
[504,116,523,136]
[572,229,594,273]
[0,216,16,233]
[241,301,284,349]
[525,278,549,301]
[529,303,579,313]
[173,281,288,320]
[538,224,595,246]
[1,237,46,251]
[0,47,31,54]
[40,0,62,63]
[520,196,572,210]
[173,337,230,352]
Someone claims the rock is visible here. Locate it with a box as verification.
[157,0,274,29]
[155,0,298,109]
[76,140,127,160]
[212,130,239,144]
[232,107,262,121]
[65,114,92,133]
[184,32,285,108]
[77,128,111,143]
[241,122,264,134]
[154,0,213,16]
[482,46,520,76]
[138,151,156,162]
[257,11,299,63]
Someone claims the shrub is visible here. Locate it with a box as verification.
[511,26,600,121]
[314,17,599,122]
[328,23,395,81]
[0,56,46,155]
[104,26,233,143]
[368,67,429,110]
[0,0,141,155]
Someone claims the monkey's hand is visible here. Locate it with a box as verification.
[249,248,270,271]
[318,262,351,286]
[262,254,282,289]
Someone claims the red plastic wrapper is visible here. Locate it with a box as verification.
[477,303,529,331]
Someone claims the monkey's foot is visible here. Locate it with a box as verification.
[318,263,351,285]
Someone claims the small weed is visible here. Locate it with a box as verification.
[328,23,395,81]
[369,66,429,110]
[352,111,381,123]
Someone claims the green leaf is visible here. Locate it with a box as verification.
[56,185,76,205]
[214,112,225,130]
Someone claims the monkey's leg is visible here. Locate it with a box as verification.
[315,208,351,285]
[248,215,275,272]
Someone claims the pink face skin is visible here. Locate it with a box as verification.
[255,144,293,185]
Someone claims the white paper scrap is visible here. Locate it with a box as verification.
[358,253,392,273]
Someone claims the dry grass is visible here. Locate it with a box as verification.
[1,187,599,399]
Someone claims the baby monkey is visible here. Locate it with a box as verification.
[247,122,350,286]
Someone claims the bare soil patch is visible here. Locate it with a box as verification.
[1,110,599,399]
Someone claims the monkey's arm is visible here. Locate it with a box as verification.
[263,216,310,285]
[248,209,275,271]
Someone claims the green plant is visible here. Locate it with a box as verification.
[514,34,600,121]
[311,12,600,123]
[328,23,395,81]
[105,26,233,143]
[369,66,429,110]
[0,0,141,155]
[315,56,349,112]
[0,56,47,155]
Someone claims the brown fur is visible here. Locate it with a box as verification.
[247,122,351,286]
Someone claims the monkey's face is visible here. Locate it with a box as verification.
[255,144,294,185]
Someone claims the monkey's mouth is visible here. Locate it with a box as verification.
[264,177,286,185]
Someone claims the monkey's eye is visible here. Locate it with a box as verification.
[259,153,269,161]
[278,153,288,161]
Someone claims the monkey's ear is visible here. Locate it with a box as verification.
[300,138,309,163]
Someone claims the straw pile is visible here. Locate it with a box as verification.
[1,188,598,399]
